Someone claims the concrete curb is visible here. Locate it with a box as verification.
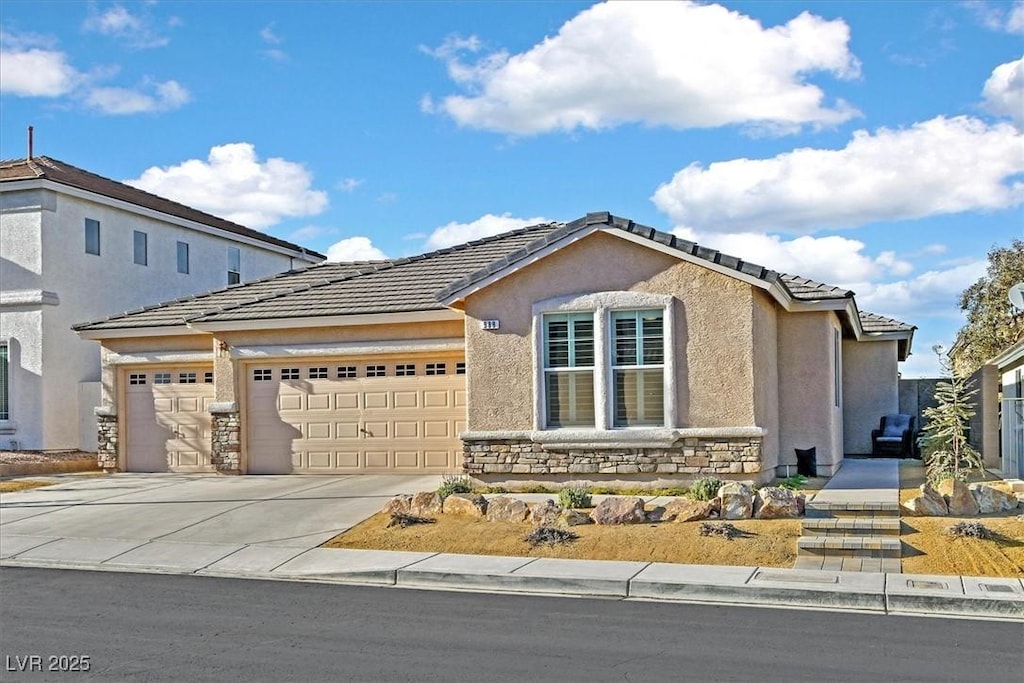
[0,459,100,477]
[4,546,1020,620]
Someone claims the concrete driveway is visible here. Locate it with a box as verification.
[0,473,440,575]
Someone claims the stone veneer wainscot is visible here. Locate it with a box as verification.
[462,429,764,477]
[95,407,119,471]
[209,402,241,474]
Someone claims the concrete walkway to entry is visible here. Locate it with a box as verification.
[810,458,901,507]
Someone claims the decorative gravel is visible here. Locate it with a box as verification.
[0,450,95,464]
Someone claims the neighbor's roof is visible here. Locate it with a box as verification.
[859,312,916,335]
[0,156,325,259]
[73,212,910,339]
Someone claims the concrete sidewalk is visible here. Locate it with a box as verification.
[2,473,1021,621]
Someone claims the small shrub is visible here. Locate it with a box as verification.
[558,485,593,509]
[437,474,473,500]
[524,526,579,548]
[520,484,556,494]
[698,522,741,540]
[947,521,994,540]
[387,513,436,529]
[689,477,723,502]
[481,485,508,494]
[778,475,808,491]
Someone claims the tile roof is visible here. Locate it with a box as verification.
[858,311,916,334]
[73,212,910,336]
[0,156,325,259]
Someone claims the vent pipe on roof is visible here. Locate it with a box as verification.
[27,126,34,160]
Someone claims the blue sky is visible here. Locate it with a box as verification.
[2,1,1021,377]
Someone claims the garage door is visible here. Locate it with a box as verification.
[124,367,215,472]
[246,357,466,474]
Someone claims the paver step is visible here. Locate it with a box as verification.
[801,517,902,536]
[804,501,901,518]
[793,555,902,573]
[796,536,902,559]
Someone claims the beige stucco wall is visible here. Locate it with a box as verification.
[463,230,760,432]
[752,291,780,472]
[778,310,844,475]
[842,339,899,455]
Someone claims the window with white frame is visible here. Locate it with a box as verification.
[611,310,665,427]
[396,364,416,377]
[227,247,241,285]
[253,369,272,381]
[281,368,299,380]
[425,362,446,376]
[177,241,190,274]
[178,372,197,384]
[129,372,146,385]
[0,342,9,421]
[543,312,595,427]
[833,328,841,408]
[85,219,101,256]
[133,230,148,266]
[153,372,171,384]
[366,365,386,378]
[337,366,356,379]
[308,367,328,379]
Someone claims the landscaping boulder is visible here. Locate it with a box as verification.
[383,494,412,516]
[442,493,488,517]
[937,479,980,516]
[646,506,668,522]
[558,508,594,527]
[754,487,802,519]
[410,491,443,516]
[905,483,948,516]
[590,496,647,525]
[717,483,753,520]
[660,498,714,522]
[970,484,1020,514]
[529,500,562,527]
[486,496,530,523]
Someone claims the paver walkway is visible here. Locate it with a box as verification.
[795,458,903,573]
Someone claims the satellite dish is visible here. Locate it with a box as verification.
[1010,283,1024,311]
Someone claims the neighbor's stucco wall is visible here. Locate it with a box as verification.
[0,186,304,450]
[752,290,780,472]
[778,310,844,475]
[966,364,999,468]
[463,230,759,432]
[842,339,899,455]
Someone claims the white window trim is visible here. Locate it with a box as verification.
[532,291,676,431]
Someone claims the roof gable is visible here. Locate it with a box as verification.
[0,156,325,259]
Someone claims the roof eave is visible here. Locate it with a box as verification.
[186,308,464,333]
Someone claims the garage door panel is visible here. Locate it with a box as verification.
[246,361,465,473]
[178,397,201,412]
[126,367,214,473]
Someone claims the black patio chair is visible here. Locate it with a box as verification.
[870,413,917,458]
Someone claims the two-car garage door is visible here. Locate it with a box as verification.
[245,357,466,474]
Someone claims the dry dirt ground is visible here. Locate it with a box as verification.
[898,461,1024,578]
[326,512,802,567]
[0,479,60,493]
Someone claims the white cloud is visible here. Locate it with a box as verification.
[84,79,190,114]
[424,1,860,135]
[338,178,363,193]
[671,229,913,285]
[260,24,283,45]
[288,225,338,242]
[653,115,1024,234]
[425,213,553,250]
[326,236,389,262]
[964,1,1024,34]
[83,4,170,48]
[0,46,81,96]
[376,192,398,204]
[852,260,987,320]
[126,143,329,229]
[983,57,1024,127]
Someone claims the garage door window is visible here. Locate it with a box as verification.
[253,369,272,381]
[281,368,299,380]
[366,365,386,377]
[178,372,197,384]
[154,372,171,384]
[456,362,466,375]
[425,363,447,376]
[308,367,328,379]
[396,364,416,376]
[337,366,356,379]
[129,373,147,385]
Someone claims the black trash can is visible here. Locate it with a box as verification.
[795,447,817,477]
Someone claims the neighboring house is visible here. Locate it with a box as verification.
[984,340,1024,479]
[73,212,915,483]
[0,156,324,452]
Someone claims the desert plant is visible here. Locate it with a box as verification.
[386,513,436,529]
[947,521,994,540]
[698,522,741,540]
[921,347,984,485]
[437,474,473,500]
[778,475,808,491]
[524,526,579,547]
[558,485,593,509]
[689,477,723,501]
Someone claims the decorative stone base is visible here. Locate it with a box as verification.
[463,436,763,478]
[210,403,241,474]
[96,413,119,471]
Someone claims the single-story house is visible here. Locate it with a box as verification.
[74,212,915,485]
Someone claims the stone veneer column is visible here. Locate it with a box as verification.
[209,402,241,474]
[95,406,119,472]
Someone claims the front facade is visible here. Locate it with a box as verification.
[75,213,914,484]
[991,340,1024,479]
[0,156,324,452]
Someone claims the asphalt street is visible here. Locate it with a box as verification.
[1,568,1021,682]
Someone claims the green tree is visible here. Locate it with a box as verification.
[951,240,1024,376]
[922,348,982,484]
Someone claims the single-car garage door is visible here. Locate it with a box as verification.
[124,366,215,472]
[245,357,466,474]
